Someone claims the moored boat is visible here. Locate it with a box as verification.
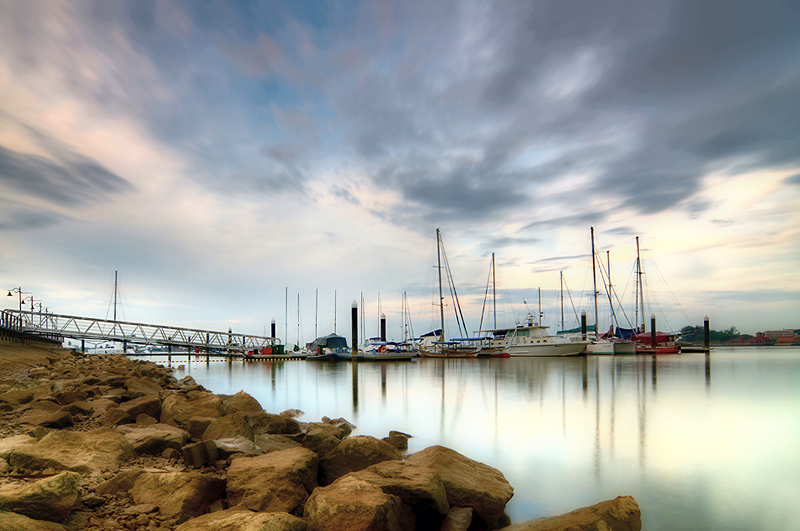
[485,314,588,357]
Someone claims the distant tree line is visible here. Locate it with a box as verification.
[679,325,753,342]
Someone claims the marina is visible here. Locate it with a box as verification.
[129,346,800,531]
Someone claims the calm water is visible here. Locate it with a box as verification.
[135,347,800,530]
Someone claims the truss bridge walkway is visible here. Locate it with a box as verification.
[0,310,280,354]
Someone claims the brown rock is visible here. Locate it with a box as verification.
[8,428,135,474]
[118,395,162,419]
[116,423,190,455]
[382,435,409,451]
[319,436,401,485]
[0,511,68,530]
[498,496,642,531]
[95,468,146,496]
[201,412,253,441]
[303,475,414,531]
[222,390,263,414]
[124,378,162,397]
[0,434,38,460]
[24,410,74,429]
[0,471,81,522]
[53,390,88,405]
[254,434,302,454]
[97,407,133,427]
[441,507,473,531]
[301,426,341,457]
[226,447,318,514]
[0,389,34,405]
[173,508,308,531]
[280,409,304,418]
[160,394,224,433]
[136,413,159,427]
[131,471,226,524]
[181,440,219,468]
[406,445,513,529]
[348,460,449,530]
[59,400,93,416]
[214,436,261,458]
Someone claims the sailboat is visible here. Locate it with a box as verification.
[585,228,637,354]
[418,229,482,358]
[630,236,680,354]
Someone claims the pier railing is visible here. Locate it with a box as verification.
[1,310,280,351]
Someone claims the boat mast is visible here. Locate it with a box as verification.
[113,271,118,322]
[284,287,288,345]
[590,227,600,337]
[296,293,300,346]
[636,236,645,333]
[437,228,445,342]
[537,287,542,326]
[492,252,496,329]
[560,271,564,332]
[334,290,337,333]
[315,289,318,339]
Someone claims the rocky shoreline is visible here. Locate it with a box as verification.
[0,340,642,530]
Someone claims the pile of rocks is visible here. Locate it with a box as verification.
[0,345,641,531]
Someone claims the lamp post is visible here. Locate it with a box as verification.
[7,287,24,313]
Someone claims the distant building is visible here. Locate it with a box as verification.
[763,329,796,339]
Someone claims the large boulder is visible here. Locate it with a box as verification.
[7,428,134,474]
[116,423,190,455]
[406,446,513,529]
[95,468,146,496]
[160,393,225,436]
[0,471,81,522]
[222,391,263,414]
[0,389,34,405]
[318,436,401,485]
[0,435,38,460]
[303,475,414,531]
[174,508,308,531]
[201,412,253,441]
[118,395,162,419]
[214,436,261,458]
[349,460,449,531]
[498,496,642,531]
[0,511,68,531]
[300,426,342,457]
[226,447,318,514]
[131,471,226,524]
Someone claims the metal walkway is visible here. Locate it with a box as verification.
[0,310,280,352]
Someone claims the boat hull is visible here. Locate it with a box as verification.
[418,347,479,358]
[504,341,587,357]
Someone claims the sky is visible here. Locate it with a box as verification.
[1,0,799,344]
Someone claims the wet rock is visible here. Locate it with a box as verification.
[382,435,409,451]
[406,445,513,529]
[8,428,135,474]
[301,426,342,457]
[498,496,642,531]
[0,471,81,522]
[303,475,414,531]
[131,471,226,524]
[174,508,308,531]
[319,417,355,438]
[226,447,318,514]
[318,436,402,486]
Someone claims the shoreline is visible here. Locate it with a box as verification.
[0,338,641,530]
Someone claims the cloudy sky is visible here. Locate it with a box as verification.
[1,0,798,343]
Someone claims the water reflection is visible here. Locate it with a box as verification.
[137,348,800,531]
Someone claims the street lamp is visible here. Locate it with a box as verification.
[7,287,25,313]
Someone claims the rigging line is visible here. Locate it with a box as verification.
[562,276,581,327]
[478,256,493,332]
[440,236,469,337]
[649,259,693,326]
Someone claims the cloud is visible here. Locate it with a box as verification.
[0,128,133,206]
